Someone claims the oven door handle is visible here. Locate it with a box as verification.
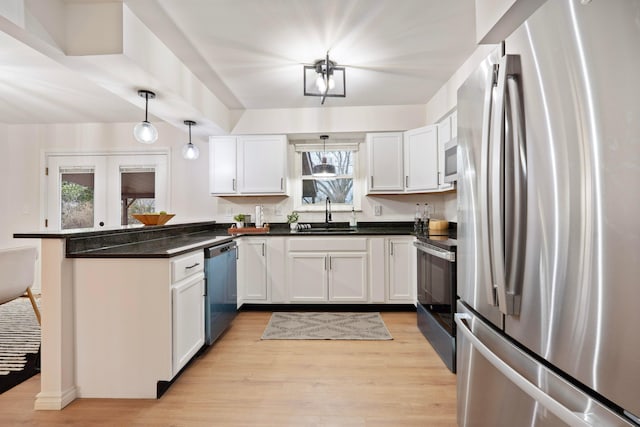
[413,241,455,262]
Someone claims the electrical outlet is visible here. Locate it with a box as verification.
[274,207,282,216]
[374,205,382,216]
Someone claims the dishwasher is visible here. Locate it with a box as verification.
[204,241,238,345]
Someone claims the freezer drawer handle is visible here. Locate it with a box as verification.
[455,313,592,427]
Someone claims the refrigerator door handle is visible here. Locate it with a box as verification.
[455,313,592,427]
[491,54,523,316]
[479,63,499,307]
[504,67,526,316]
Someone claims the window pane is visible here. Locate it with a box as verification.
[121,171,155,225]
[61,172,94,230]
[303,151,353,175]
[302,178,353,204]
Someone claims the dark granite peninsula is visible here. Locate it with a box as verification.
[14,220,417,409]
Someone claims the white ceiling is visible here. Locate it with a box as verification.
[0,0,477,128]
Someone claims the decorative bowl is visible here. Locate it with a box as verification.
[132,213,175,226]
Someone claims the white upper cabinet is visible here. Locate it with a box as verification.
[209,135,287,195]
[366,126,440,194]
[366,132,404,193]
[404,125,439,192]
[209,136,237,194]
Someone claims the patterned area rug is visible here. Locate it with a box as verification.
[0,297,41,394]
[261,312,393,340]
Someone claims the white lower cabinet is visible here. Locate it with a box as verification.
[74,249,205,398]
[287,237,368,303]
[288,253,328,301]
[327,253,368,301]
[237,237,286,305]
[237,238,268,302]
[239,235,413,306]
[171,272,205,376]
[387,237,416,302]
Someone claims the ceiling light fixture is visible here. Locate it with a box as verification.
[133,89,158,144]
[303,52,346,105]
[182,120,199,160]
[312,134,337,177]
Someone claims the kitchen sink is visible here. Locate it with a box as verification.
[296,227,357,234]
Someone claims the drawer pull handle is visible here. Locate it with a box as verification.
[185,262,201,270]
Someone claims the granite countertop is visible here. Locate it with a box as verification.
[17,221,417,259]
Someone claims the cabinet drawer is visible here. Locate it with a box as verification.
[171,251,204,283]
[288,237,368,252]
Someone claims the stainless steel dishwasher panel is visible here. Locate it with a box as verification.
[204,241,237,345]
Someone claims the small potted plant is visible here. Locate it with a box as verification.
[233,213,246,228]
[287,211,299,231]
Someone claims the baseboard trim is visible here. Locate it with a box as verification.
[240,303,415,312]
[34,386,77,410]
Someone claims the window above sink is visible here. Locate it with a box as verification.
[292,139,362,213]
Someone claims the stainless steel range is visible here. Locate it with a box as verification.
[414,230,457,372]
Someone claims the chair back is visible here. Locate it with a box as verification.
[0,246,38,305]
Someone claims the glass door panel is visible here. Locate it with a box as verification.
[120,168,156,225]
[60,169,95,230]
[46,155,107,231]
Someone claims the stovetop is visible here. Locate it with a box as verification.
[415,223,457,250]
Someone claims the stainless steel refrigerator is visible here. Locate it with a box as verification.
[456,0,640,425]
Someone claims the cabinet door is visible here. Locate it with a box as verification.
[404,126,439,192]
[328,253,368,302]
[238,135,287,194]
[388,238,414,302]
[209,136,237,194]
[172,273,205,376]
[288,253,328,301]
[366,132,404,193]
[238,239,268,301]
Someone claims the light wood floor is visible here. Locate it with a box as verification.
[0,311,457,426]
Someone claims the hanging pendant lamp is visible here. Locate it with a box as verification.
[312,134,336,177]
[182,120,199,160]
[133,89,158,144]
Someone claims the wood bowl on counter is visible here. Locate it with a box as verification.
[132,213,175,226]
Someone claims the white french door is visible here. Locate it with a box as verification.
[45,153,169,231]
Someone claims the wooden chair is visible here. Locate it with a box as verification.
[0,246,41,325]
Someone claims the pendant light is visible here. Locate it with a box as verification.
[182,120,199,160]
[312,134,337,177]
[133,90,158,144]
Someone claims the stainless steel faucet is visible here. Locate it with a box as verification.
[325,197,332,225]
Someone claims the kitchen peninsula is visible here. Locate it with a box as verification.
[15,220,415,410]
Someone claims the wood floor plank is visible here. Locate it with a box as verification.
[0,311,457,426]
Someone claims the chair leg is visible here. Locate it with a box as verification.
[26,287,41,325]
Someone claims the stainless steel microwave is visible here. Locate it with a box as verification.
[443,138,457,183]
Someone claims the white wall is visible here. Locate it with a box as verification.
[231,104,428,135]
[0,122,214,243]
[425,44,498,124]
[0,119,457,255]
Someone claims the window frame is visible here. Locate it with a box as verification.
[292,140,362,213]
[44,150,170,230]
